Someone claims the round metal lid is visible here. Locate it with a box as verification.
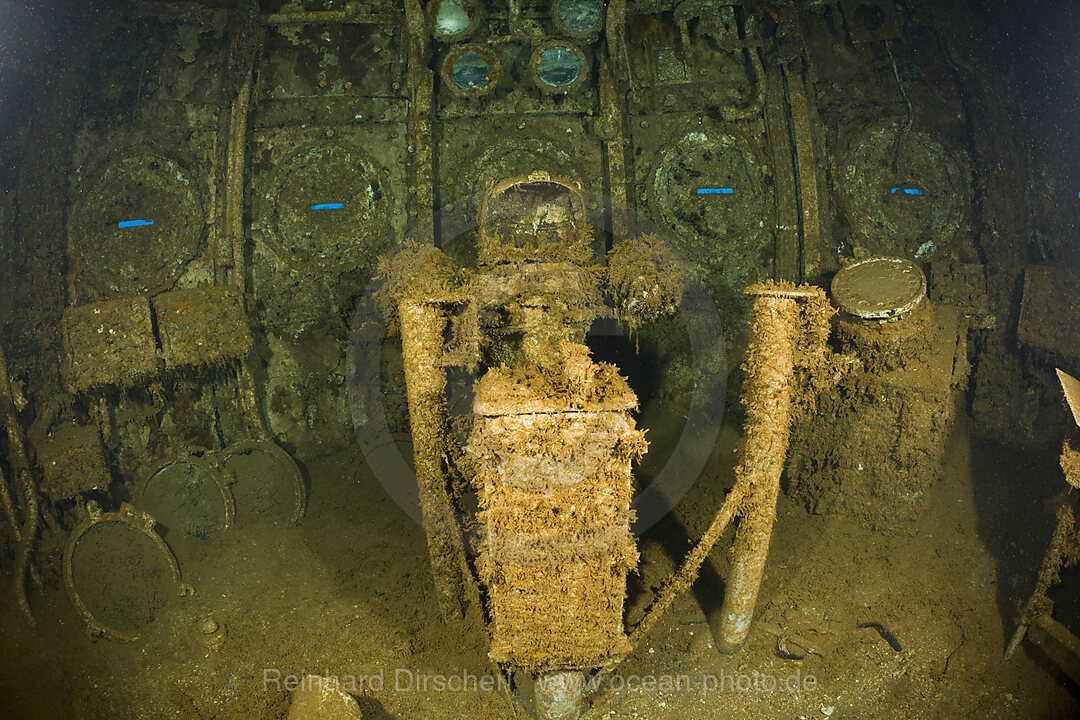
[831,257,926,320]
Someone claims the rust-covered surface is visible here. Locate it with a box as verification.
[154,287,252,370]
[716,281,836,651]
[37,422,109,501]
[60,295,159,393]
[831,257,926,320]
[788,299,968,534]
[399,297,471,621]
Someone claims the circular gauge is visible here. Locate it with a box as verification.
[530,42,588,94]
[139,457,234,544]
[267,145,393,271]
[429,0,482,42]
[452,50,493,89]
[836,120,968,261]
[648,130,768,285]
[553,0,604,37]
[69,154,204,299]
[63,503,184,642]
[443,44,501,96]
[831,256,926,320]
[216,440,306,526]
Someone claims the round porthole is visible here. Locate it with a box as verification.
[429,0,482,42]
[530,42,587,94]
[553,0,604,38]
[138,457,234,549]
[214,440,306,527]
[443,45,501,97]
[63,502,189,642]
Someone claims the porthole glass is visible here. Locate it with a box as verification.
[434,0,472,37]
[557,0,602,33]
[451,49,494,90]
[536,46,581,88]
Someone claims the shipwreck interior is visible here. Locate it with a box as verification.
[1,0,1080,718]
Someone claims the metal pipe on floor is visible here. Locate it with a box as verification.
[535,671,586,720]
[714,284,816,653]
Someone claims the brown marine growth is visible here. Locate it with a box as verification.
[377,187,692,678]
[476,172,593,269]
[715,281,835,652]
[605,234,690,334]
[467,343,646,673]
[626,281,836,654]
[381,244,474,622]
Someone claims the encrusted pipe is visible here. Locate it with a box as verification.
[624,283,830,663]
[221,17,268,439]
[1005,437,1080,660]
[399,299,468,622]
[0,340,39,622]
[783,62,822,280]
[719,47,766,121]
[535,671,585,720]
[714,287,801,653]
[0,442,19,546]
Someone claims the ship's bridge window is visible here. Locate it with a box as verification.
[555,0,603,34]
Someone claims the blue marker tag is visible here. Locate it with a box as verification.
[311,203,345,210]
[118,219,154,228]
[890,187,924,196]
[697,188,734,195]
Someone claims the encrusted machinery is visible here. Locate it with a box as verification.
[35,0,985,460]
[786,257,969,534]
[0,0,1040,716]
[375,172,678,717]
[376,168,844,718]
[1004,371,1080,681]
